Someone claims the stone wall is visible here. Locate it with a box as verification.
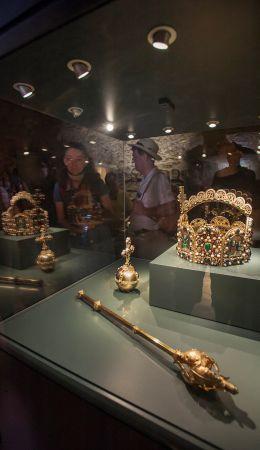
[57,124,260,197]
[57,123,123,175]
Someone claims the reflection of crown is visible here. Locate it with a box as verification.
[2,191,49,236]
[66,190,103,228]
[177,187,253,266]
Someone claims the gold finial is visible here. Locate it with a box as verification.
[35,227,53,248]
[121,236,135,266]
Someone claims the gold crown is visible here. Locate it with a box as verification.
[1,191,49,236]
[177,187,253,266]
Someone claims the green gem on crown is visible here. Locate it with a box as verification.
[204,242,211,252]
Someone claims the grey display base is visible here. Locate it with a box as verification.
[149,244,260,332]
[0,227,70,269]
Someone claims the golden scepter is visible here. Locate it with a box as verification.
[77,290,238,394]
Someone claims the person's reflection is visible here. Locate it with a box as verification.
[0,185,9,215]
[105,171,132,256]
[170,169,184,197]
[53,143,113,252]
[210,140,258,328]
[212,141,256,198]
[128,138,177,260]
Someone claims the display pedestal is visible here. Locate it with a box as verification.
[0,227,70,269]
[149,244,260,331]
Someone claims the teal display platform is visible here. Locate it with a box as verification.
[0,227,70,269]
[150,244,260,332]
[0,248,115,321]
[1,259,260,450]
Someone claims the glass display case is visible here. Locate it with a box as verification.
[0,1,260,450]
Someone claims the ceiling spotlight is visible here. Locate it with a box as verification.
[147,26,177,50]
[85,160,89,164]
[68,106,83,118]
[42,148,48,152]
[51,155,56,159]
[177,154,182,160]
[64,144,70,148]
[98,162,103,166]
[89,140,96,145]
[163,126,174,134]
[13,82,35,98]
[67,59,92,79]
[206,120,219,128]
[257,145,260,149]
[106,123,114,132]
[23,151,30,155]
[257,150,260,155]
[202,152,207,158]
[127,132,135,139]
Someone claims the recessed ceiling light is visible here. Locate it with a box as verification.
[257,145,260,149]
[51,155,56,159]
[89,140,96,145]
[177,154,182,160]
[13,82,35,98]
[23,151,29,155]
[42,148,48,152]
[68,106,83,118]
[147,26,177,50]
[85,160,89,164]
[163,126,174,134]
[202,152,207,158]
[257,150,260,155]
[67,59,92,79]
[127,132,135,139]
[206,120,219,128]
[98,162,103,166]
[64,144,70,148]
[106,123,114,132]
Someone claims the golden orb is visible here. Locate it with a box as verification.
[115,264,139,292]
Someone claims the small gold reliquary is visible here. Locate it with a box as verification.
[1,191,49,236]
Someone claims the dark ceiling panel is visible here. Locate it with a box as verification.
[0,0,42,28]
[0,0,259,140]
[0,0,114,57]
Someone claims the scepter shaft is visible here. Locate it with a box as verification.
[77,291,175,357]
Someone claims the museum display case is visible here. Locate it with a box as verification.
[0,1,259,449]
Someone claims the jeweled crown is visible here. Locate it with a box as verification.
[177,187,253,266]
[1,191,49,236]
